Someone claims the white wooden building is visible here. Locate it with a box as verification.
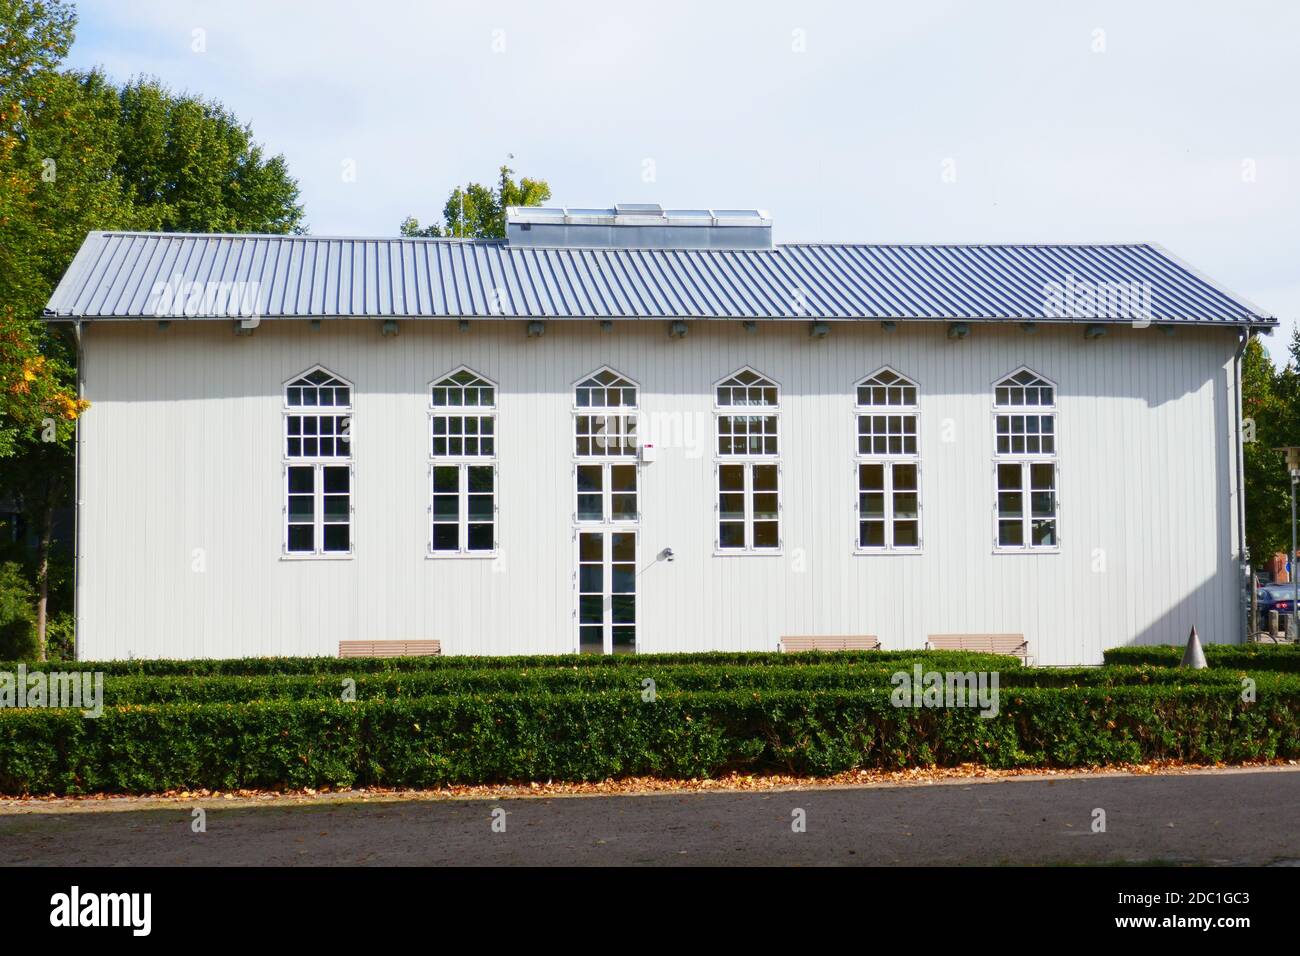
[44,206,1275,663]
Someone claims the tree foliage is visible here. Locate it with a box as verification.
[401,165,549,239]
[0,0,304,657]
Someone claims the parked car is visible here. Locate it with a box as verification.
[1257,584,1298,626]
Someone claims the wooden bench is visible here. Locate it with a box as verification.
[338,640,442,658]
[926,633,1030,663]
[780,635,881,652]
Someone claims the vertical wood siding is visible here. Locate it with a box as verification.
[77,319,1240,664]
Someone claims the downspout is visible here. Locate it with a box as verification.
[1234,327,1249,642]
[73,319,83,662]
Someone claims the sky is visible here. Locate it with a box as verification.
[65,0,1300,362]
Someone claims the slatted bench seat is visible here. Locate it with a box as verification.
[338,640,442,658]
[779,635,882,652]
[926,633,1030,663]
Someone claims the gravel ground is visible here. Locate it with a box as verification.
[2,766,1298,866]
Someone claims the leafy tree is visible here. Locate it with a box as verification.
[114,77,304,233]
[1242,335,1290,568]
[0,1,304,657]
[401,165,550,238]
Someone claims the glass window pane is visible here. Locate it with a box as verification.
[579,565,603,593]
[611,594,635,624]
[753,521,779,549]
[753,464,777,491]
[579,533,602,562]
[579,595,604,623]
[433,494,459,520]
[860,521,884,548]
[612,626,636,655]
[894,521,919,547]
[467,523,493,551]
[432,523,459,551]
[287,525,314,552]
[468,466,494,492]
[433,466,459,493]
[611,532,635,562]
[322,525,349,552]
[288,466,314,493]
[719,522,745,549]
[579,626,603,655]
[998,520,1023,547]
[323,467,349,494]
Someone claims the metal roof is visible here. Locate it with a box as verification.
[44,230,1275,326]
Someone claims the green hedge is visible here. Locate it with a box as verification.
[0,649,1022,677]
[80,662,1268,706]
[1103,643,1300,672]
[1,681,1295,794]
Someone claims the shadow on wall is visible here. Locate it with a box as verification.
[80,319,1232,409]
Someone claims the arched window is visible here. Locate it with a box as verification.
[855,368,920,550]
[715,368,778,456]
[993,368,1058,550]
[714,368,780,551]
[574,368,638,457]
[284,367,352,556]
[429,368,497,555]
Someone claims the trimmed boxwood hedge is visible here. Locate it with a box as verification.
[2,680,1296,794]
[0,649,1022,677]
[82,662,1269,706]
[1103,643,1300,672]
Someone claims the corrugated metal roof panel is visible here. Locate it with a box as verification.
[43,231,1275,325]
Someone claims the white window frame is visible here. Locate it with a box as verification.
[713,368,782,555]
[573,528,639,656]
[428,367,498,558]
[573,366,639,458]
[282,366,354,559]
[992,367,1060,553]
[429,461,498,558]
[714,460,783,554]
[574,461,640,525]
[854,367,922,553]
[430,366,497,459]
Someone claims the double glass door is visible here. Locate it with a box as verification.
[577,530,637,654]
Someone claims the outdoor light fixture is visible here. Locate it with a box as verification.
[458,319,470,332]
[742,321,758,333]
[600,320,613,332]
[381,319,399,337]
[880,320,897,332]
[669,320,688,338]
[809,321,829,339]
[526,321,545,338]
[309,319,321,331]
[1020,322,1038,334]
[947,322,969,339]
[1085,324,1108,339]
[156,320,170,331]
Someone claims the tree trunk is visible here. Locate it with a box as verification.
[35,492,52,662]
